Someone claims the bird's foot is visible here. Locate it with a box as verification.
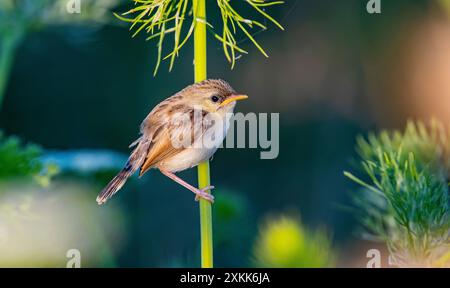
[195,186,215,203]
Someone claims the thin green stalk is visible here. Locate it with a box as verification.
[193,0,213,268]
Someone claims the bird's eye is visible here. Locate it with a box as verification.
[211,95,220,103]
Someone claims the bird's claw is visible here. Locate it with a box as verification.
[195,185,215,203]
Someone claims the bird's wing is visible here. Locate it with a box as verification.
[138,104,196,176]
[139,127,183,175]
[138,99,215,176]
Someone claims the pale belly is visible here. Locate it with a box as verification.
[157,146,218,172]
[156,112,231,172]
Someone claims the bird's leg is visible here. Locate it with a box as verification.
[159,169,215,203]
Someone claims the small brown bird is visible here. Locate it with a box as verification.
[97,79,248,205]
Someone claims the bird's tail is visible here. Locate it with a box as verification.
[96,163,133,205]
[96,138,148,205]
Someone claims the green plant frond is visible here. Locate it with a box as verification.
[236,20,268,57]
[344,171,384,197]
[116,0,284,74]
[247,0,284,31]
[145,27,176,40]
[345,119,450,267]
[216,0,284,63]
[115,0,192,74]
[213,33,248,54]
[162,19,195,61]
[154,20,167,75]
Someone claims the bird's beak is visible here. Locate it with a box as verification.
[218,94,248,108]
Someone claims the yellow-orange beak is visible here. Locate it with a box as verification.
[219,94,248,107]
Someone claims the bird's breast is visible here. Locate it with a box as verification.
[157,112,232,173]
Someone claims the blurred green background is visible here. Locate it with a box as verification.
[0,0,449,267]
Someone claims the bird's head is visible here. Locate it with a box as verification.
[183,79,248,113]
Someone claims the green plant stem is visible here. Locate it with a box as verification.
[0,31,23,111]
[193,0,213,268]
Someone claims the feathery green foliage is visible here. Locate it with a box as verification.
[345,120,450,267]
[115,0,284,74]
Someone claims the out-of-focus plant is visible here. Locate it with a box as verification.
[0,0,118,110]
[0,131,58,186]
[345,120,450,267]
[115,0,284,75]
[252,215,336,268]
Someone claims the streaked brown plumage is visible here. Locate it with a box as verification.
[97,79,247,205]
